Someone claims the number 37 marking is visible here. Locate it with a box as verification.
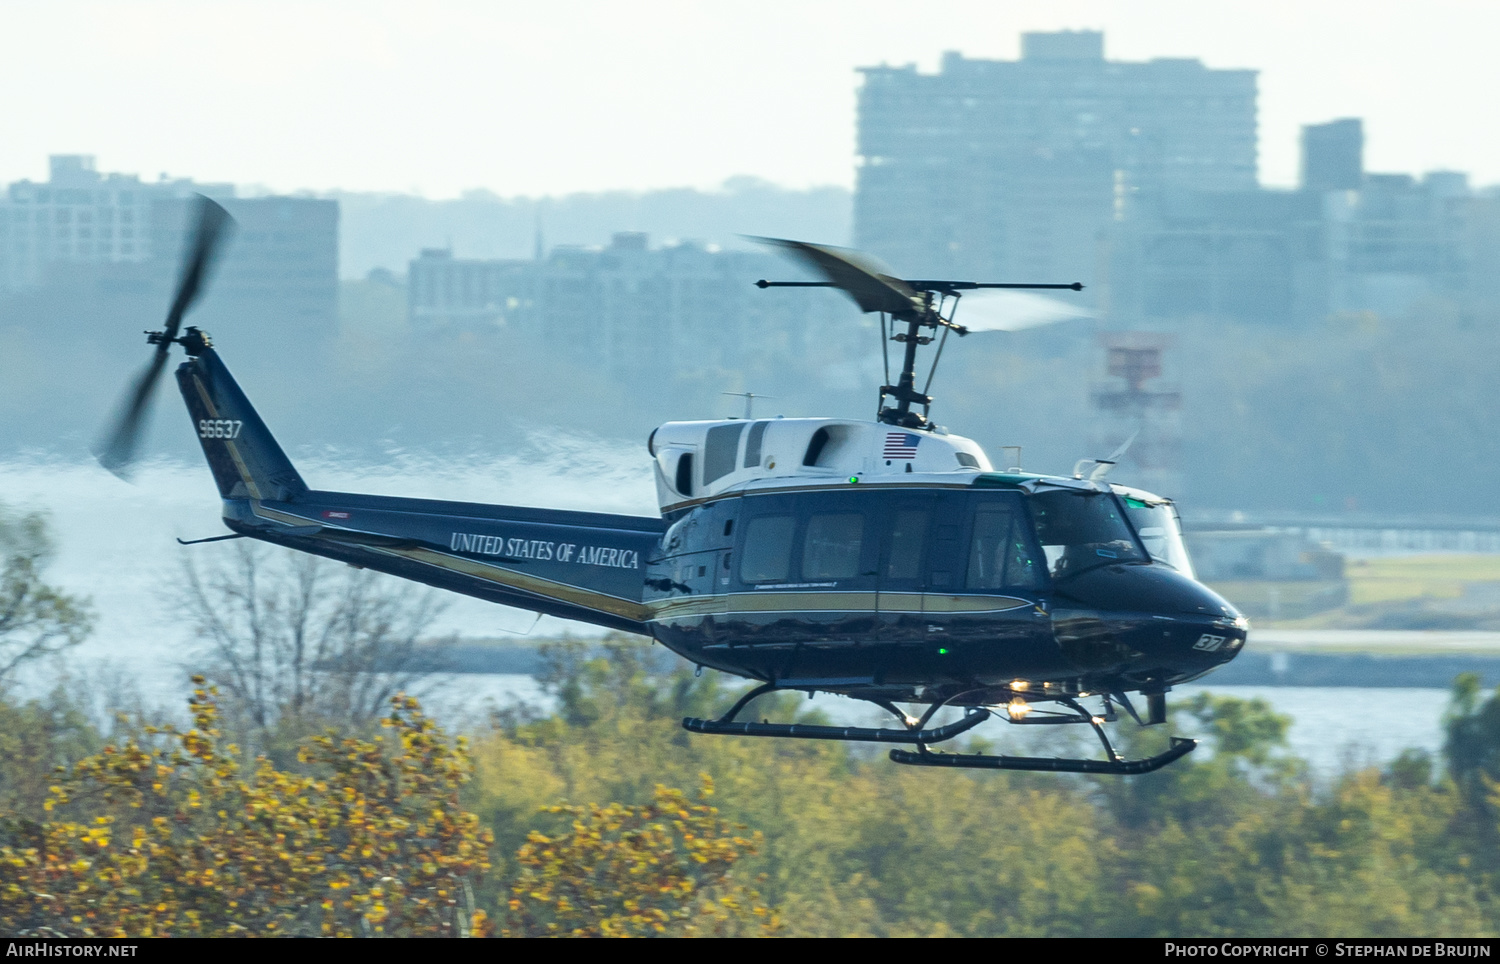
[199,419,243,440]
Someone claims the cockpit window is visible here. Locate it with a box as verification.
[1027,490,1147,579]
[1121,497,1196,578]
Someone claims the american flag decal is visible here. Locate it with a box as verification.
[883,432,921,459]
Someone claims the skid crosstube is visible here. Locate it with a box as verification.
[888,736,1198,774]
[682,708,989,745]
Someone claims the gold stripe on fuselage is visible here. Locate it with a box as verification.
[244,503,654,622]
[372,546,655,622]
[647,590,1030,622]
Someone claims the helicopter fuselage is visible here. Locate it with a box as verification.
[179,346,1245,714]
[644,479,1245,708]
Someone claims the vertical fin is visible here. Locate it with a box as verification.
[175,348,307,501]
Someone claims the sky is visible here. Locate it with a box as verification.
[1,0,1497,197]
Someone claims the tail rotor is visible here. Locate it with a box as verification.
[94,196,234,478]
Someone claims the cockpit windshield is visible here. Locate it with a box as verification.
[1117,492,1196,578]
[1027,489,1148,579]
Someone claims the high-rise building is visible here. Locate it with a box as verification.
[1301,119,1364,193]
[854,31,1257,291]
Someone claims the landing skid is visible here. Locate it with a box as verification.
[684,707,990,744]
[889,737,1197,774]
[680,685,1198,775]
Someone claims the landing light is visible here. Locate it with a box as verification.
[1010,680,1030,693]
[1006,699,1031,721]
[1091,716,1105,726]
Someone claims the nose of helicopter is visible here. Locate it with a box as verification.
[1053,562,1248,670]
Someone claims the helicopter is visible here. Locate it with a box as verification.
[95,196,1248,775]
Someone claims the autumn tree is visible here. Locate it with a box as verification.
[0,680,493,937]
[504,779,777,937]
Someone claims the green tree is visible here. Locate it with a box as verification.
[0,506,91,684]
[1444,672,1500,814]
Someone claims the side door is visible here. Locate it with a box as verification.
[923,491,1048,629]
[948,491,1051,655]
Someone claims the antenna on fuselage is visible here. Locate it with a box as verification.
[721,391,776,419]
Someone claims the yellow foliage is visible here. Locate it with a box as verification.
[504,779,777,937]
[0,679,492,937]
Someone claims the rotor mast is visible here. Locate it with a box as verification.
[879,292,939,428]
[752,237,1082,430]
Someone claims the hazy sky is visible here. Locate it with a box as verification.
[3,0,1496,197]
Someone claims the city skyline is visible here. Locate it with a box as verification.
[3,0,1498,199]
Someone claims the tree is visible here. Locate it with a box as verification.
[179,541,448,737]
[0,506,92,686]
[0,681,494,937]
[504,779,777,937]
[1444,672,1500,814]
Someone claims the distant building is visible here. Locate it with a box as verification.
[408,248,535,329]
[408,233,848,379]
[1105,118,1485,325]
[152,196,339,335]
[854,31,1258,290]
[1301,118,1364,193]
[1102,188,1325,325]
[0,156,337,338]
[0,155,229,292]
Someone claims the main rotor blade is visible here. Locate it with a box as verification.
[749,237,922,317]
[952,288,1092,333]
[93,348,170,479]
[163,195,233,341]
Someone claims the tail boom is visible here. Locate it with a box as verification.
[177,346,664,634]
[223,493,663,633]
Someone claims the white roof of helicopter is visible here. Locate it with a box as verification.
[648,417,997,512]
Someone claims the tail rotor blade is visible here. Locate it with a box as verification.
[93,195,234,479]
[163,195,233,340]
[94,348,170,479]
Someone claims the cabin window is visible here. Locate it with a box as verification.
[885,509,929,580]
[703,423,746,486]
[955,452,980,469]
[802,513,864,580]
[743,420,768,468]
[674,453,694,496]
[967,505,1043,590]
[740,515,795,583]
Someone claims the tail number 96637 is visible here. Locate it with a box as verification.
[199,419,243,439]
